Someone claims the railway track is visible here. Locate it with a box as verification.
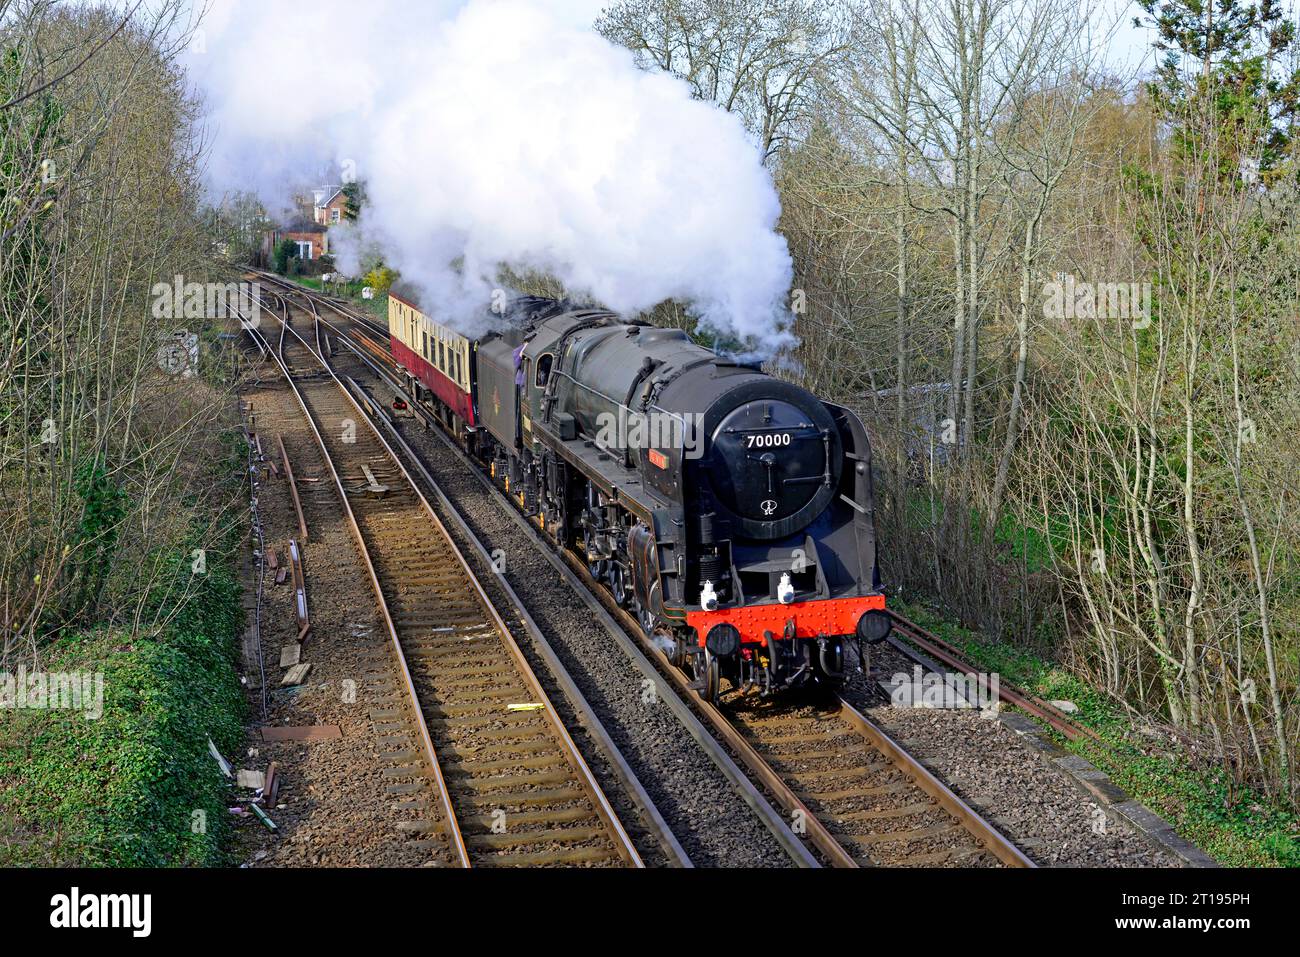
[246,293,643,868]
[255,278,1035,869]
[560,545,1032,867]
[722,695,1025,866]
[882,614,1102,744]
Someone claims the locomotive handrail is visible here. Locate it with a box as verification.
[548,367,700,430]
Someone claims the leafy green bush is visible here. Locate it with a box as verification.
[0,539,245,866]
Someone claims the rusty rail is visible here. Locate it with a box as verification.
[277,434,309,542]
[885,611,1103,743]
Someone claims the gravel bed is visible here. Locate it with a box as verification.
[841,641,1181,867]
[356,372,792,868]
[328,338,1173,869]
[234,372,451,867]
[724,695,1001,866]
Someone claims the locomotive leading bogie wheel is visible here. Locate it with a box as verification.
[669,634,687,668]
[703,649,721,705]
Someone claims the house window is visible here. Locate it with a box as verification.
[295,240,313,260]
[330,208,341,223]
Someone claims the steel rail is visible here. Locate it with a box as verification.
[275,434,309,542]
[244,305,471,868]
[834,696,1034,867]
[254,295,644,867]
[884,612,1102,743]
[254,278,1035,870]
[254,270,392,343]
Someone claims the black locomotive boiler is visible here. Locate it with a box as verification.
[389,294,892,702]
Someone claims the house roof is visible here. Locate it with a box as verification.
[281,215,326,234]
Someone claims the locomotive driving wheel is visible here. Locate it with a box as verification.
[610,563,630,607]
[582,527,605,578]
[635,600,655,638]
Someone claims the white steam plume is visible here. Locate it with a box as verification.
[185,0,794,350]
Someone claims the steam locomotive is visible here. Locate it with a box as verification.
[388,292,891,702]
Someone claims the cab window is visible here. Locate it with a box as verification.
[535,354,554,388]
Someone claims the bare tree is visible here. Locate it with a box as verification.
[597,0,843,162]
[1,1,239,665]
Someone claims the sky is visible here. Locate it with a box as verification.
[1106,0,1161,72]
[181,0,1283,346]
[564,0,1164,78]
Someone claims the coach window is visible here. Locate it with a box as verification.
[536,354,553,389]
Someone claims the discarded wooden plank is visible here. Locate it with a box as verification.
[277,435,309,541]
[275,567,289,586]
[266,550,280,570]
[263,762,280,804]
[280,663,312,687]
[279,644,301,668]
[260,725,342,743]
[241,628,263,691]
[297,624,311,644]
[237,769,266,789]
